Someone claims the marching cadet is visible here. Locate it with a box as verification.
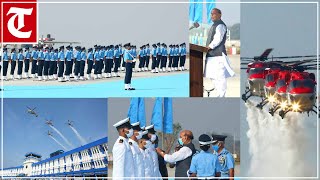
[17,48,24,80]
[144,44,151,71]
[120,44,126,71]
[10,48,17,80]
[212,135,235,179]
[151,44,158,73]
[52,49,59,80]
[2,48,9,81]
[131,45,137,72]
[189,134,221,179]
[179,43,187,71]
[74,46,82,81]
[138,46,145,72]
[64,46,73,81]
[49,49,58,80]
[86,48,94,80]
[156,42,161,72]
[93,46,100,79]
[37,46,45,81]
[129,122,145,179]
[113,45,121,77]
[79,47,86,80]
[123,43,135,90]
[112,118,135,179]
[168,45,174,72]
[145,124,162,178]
[70,46,75,78]
[24,47,31,78]
[43,47,51,81]
[57,46,65,82]
[99,46,105,79]
[160,43,168,72]
[139,131,155,178]
[173,44,180,71]
[105,45,114,78]
[31,46,38,79]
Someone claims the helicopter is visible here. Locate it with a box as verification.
[241,49,318,118]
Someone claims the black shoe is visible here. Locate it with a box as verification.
[129,87,136,90]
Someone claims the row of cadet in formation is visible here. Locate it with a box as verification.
[112,118,235,179]
[0,43,187,82]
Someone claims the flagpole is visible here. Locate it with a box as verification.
[162,98,164,150]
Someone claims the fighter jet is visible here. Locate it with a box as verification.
[47,131,53,136]
[66,120,74,127]
[45,119,53,126]
[27,106,38,117]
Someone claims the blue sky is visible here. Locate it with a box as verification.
[1,98,108,168]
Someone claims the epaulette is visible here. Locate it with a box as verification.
[129,142,132,145]
[119,139,123,143]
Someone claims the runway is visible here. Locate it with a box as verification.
[1,73,189,98]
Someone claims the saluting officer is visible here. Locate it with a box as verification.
[189,134,221,179]
[10,48,17,80]
[123,43,135,90]
[17,48,24,80]
[86,48,94,80]
[113,45,121,77]
[129,122,145,179]
[212,135,235,179]
[24,47,31,78]
[30,46,38,79]
[2,48,9,81]
[57,46,65,82]
[112,118,136,179]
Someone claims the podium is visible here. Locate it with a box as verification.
[190,43,207,97]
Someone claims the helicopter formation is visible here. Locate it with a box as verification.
[241,48,318,119]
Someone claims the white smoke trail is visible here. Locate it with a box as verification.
[70,126,87,145]
[246,100,317,177]
[49,136,67,150]
[49,125,74,148]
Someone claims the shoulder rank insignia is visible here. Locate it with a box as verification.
[129,142,132,145]
[119,139,123,143]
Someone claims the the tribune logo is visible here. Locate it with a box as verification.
[3,3,37,43]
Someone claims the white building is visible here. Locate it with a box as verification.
[1,137,108,178]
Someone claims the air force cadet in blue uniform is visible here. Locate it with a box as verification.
[49,49,58,80]
[138,46,145,72]
[105,45,114,78]
[156,43,161,72]
[160,44,168,72]
[31,46,38,79]
[24,47,31,78]
[179,43,187,71]
[64,46,73,81]
[37,47,45,81]
[43,47,51,81]
[145,44,151,71]
[151,44,158,73]
[2,48,9,80]
[86,48,94,80]
[57,46,65,82]
[112,118,135,179]
[79,47,86,80]
[189,134,221,179]
[74,46,82,81]
[129,122,145,179]
[123,43,135,90]
[10,48,17,80]
[17,48,24,80]
[212,135,235,179]
[113,45,121,77]
[94,46,100,79]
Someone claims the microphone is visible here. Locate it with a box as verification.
[189,22,200,30]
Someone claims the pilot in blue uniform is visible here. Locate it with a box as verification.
[145,44,151,71]
[37,46,45,81]
[79,47,86,80]
[179,43,187,71]
[189,134,221,179]
[24,47,31,78]
[2,48,9,80]
[168,45,174,72]
[86,48,94,80]
[49,49,58,80]
[98,46,105,79]
[105,45,114,78]
[131,45,137,72]
[156,42,161,73]
[10,48,17,80]
[48,47,54,80]
[31,46,38,79]
[151,44,157,73]
[43,47,51,81]
[52,49,59,80]
[94,46,100,79]
[160,43,168,72]
[172,44,179,71]
[138,45,145,72]
[123,43,135,90]
[57,46,65,82]
[74,46,82,81]
[212,135,235,179]
[113,45,121,77]
[120,44,126,71]
[17,48,24,80]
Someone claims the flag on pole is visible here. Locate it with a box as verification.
[206,0,216,24]
[189,0,196,22]
[163,98,173,134]
[138,98,146,127]
[151,97,163,131]
[194,0,203,23]
[127,98,139,123]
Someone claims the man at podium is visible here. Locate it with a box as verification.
[204,8,235,97]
